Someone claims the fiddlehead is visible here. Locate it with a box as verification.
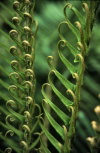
[87,104,100,153]
[0,0,39,152]
[4,148,12,153]
[40,1,98,153]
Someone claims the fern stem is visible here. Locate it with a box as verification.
[85,1,99,48]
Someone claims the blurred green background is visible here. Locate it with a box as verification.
[0,0,100,153]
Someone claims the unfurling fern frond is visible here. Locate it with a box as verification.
[87,104,100,153]
[0,0,40,152]
[40,2,98,153]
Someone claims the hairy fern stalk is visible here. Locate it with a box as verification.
[0,0,40,153]
[40,1,98,153]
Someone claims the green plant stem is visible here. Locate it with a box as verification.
[86,1,99,49]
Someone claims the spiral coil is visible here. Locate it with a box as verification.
[4,0,39,152]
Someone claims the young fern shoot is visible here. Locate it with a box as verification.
[0,0,39,153]
[40,1,98,153]
[87,104,100,153]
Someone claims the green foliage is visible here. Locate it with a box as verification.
[40,2,99,153]
[0,0,100,153]
[0,0,39,152]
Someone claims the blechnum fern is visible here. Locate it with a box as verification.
[0,0,99,153]
[0,0,39,153]
[40,1,99,153]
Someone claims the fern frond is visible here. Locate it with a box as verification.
[41,1,98,153]
[87,105,100,153]
[0,0,40,152]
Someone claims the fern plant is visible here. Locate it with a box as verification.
[40,1,99,153]
[0,0,99,153]
[0,0,39,153]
